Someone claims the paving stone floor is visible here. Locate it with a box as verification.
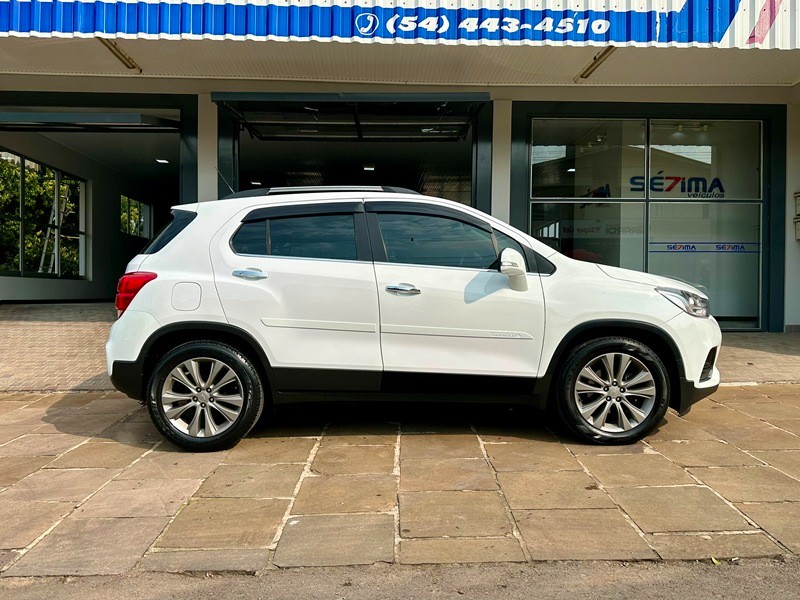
[0,386,799,575]
[2,303,800,575]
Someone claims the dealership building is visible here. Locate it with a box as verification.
[0,0,799,332]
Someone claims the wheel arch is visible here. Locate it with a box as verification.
[539,320,685,413]
[139,322,275,401]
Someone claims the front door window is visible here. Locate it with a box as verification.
[375,212,497,269]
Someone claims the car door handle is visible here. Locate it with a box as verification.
[386,283,421,295]
[232,269,268,281]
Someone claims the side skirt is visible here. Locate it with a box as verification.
[270,368,548,408]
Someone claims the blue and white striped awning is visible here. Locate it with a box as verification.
[0,1,796,49]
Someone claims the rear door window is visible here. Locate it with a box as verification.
[230,214,358,261]
[230,221,267,255]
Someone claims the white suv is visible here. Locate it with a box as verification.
[106,186,721,451]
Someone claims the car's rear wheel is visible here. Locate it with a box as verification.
[556,337,669,444]
[147,341,264,451]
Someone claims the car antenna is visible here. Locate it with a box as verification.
[215,167,235,195]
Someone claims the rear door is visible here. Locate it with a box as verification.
[366,201,545,385]
[210,200,382,392]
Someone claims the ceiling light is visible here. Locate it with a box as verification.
[363,165,375,171]
[155,159,169,164]
[567,168,576,173]
[250,181,262,186]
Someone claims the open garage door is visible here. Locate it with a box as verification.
[214,95,491,210]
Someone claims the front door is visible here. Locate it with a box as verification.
[365,201,545,386]
[210,201,382,391]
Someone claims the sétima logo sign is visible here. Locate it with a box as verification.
[630,174,726,198]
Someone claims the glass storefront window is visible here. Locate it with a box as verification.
[648,203,761,329]
[531,202,645,271]
[120,195,151,239]
[529,116,766,329]
[0,220,20,273]
[23,221,57,274]
[0,147,85,278]
[649,121,761,200]
[60,230,84,278]
[531,119,646,199]
[0,152,22,273]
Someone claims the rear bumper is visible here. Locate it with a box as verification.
[106,309,160,401]
[110,359,145,401]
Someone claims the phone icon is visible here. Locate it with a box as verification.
[355,13,380,36]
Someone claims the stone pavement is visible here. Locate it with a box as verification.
[0,303,116,391]
[1,385,800,575]
[2,302,800,575]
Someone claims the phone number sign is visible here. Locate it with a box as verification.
[351,1,744,45]
[0,0,765,48]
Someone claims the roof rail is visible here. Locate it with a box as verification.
[222,185,420,200]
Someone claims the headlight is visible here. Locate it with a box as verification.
[657,287,710,318]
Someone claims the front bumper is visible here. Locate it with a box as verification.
[665,312,722,415]
[676,377,719,415]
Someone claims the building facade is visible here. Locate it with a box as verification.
[0,0,799,332]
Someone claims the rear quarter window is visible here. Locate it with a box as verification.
[142,210,197,255]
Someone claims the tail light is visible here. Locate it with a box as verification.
[115,272,157,317]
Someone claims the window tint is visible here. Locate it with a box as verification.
[536,253,556,275]
[377,213,496,269]
[142,210,196,254]
[494,230,527,270]
[270,214,357,261]
[230,221,267,255]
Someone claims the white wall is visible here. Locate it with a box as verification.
[197,93,218,202]
[490,99,512,223]
[785,104,800,329]
[0,132,152,301]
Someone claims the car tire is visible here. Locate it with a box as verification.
[556,336,670,444]
[146,341,265,452]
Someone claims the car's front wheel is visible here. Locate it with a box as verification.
[147,341,265,451]
[556,337,669,444]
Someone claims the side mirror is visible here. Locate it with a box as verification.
[499,248,528,292]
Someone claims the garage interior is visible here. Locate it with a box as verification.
[217,99,490,206]
[0,107,181,281]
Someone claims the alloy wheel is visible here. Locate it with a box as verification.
[573,352,657,433]
[159,357,244,438]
